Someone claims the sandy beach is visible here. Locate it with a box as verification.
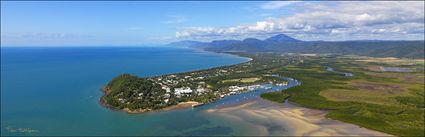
[161,101,200,111]
[205,99,392,136]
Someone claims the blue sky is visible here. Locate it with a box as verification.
[1,1,424,46]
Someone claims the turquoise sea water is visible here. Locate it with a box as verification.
[1,47,298,136]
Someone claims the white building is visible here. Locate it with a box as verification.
[196,88,207,95]
[247,85,261,90]
[118,98,126,103]
[162,86,171,93]
[164,93,170,99]
[229,86,246,92]
[174,87,193,95]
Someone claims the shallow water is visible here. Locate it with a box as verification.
[204,98,391,136]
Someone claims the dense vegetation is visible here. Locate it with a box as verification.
[261,56,424,136]
[260,92,290,103]
[104,74,175,110]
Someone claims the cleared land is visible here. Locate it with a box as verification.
[222,77,261,83]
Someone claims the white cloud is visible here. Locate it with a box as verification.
[260,1,301,10]
[176,1,425,41]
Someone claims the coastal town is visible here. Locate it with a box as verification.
[100,52,424,136]
[102,53,305,112]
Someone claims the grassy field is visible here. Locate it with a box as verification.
[261,55,424,136]
[222,77,261,83]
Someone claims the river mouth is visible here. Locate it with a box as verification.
[194,75,300,111]
[197,74,389,136]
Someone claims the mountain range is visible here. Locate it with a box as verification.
[167,34,424,58]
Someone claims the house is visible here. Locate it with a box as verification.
[229,86,246,92]
[162,86,171,93]
[118,98,126,103]
[174,87,193,95]
[164,93,170,99]
[196,88,207,95]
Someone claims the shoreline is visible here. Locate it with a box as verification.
[100,87,201,114]
[204,98,392,136]
[138,47,253,79]
[99,50,253,114]
[98,48,397,135]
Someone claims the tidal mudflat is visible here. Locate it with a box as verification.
[205,99,391,136]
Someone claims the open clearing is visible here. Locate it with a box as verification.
[222,77,261,83]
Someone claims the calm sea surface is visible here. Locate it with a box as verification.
[1,47,297,136]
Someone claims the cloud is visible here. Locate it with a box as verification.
[176,1,425,41]
[260,1,301,10]
[163,15,188,24]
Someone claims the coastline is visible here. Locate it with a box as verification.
[204,98,392,136]
[99,49,253,114]
[101,87,203,114]
[141,47,253,79]
[98,48,397,135]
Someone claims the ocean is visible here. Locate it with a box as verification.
[1,46,297,136]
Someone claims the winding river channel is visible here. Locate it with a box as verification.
[198,75,301,110]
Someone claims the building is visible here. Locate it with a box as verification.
[162,86,171,93]
[229,86,246,92]
[174,87,193,95]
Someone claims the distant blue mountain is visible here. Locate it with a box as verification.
[167,34,424,58]
[265,34,301,43]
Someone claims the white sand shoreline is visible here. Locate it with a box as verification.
[205,99,392,136]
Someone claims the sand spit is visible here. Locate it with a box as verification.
[205,99,392,136]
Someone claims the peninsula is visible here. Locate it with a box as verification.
[101,34,424,136]
[101,53,293,113]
